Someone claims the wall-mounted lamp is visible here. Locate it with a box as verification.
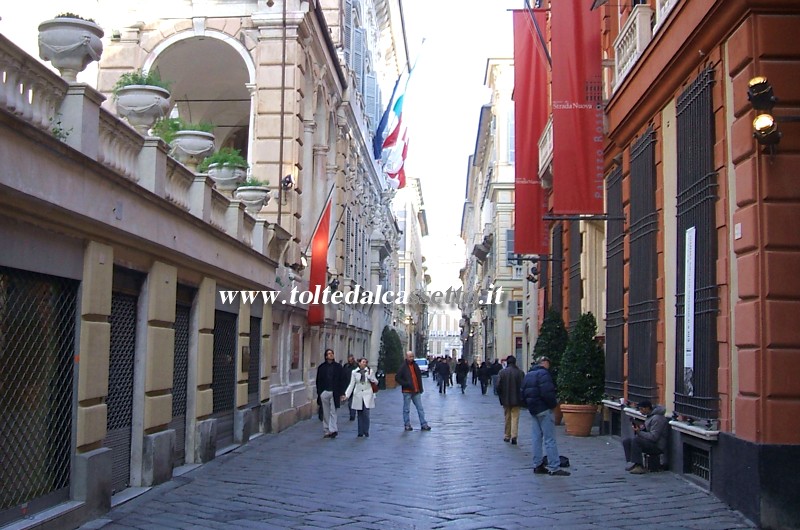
[300,253,308,268]
[526,266,539,284]
[281,174,294,190]
[747,76,800,153]
[328,278,340,292]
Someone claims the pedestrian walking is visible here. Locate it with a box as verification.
[315,348,347,439]
[342,357,379,438]
[436,358,451,394]
[478,361,491,395]
[455,358,470,394]
[520,355,570,476]
[395,351,432,431]
[490,359,502,395]
[497,355,524,445]
[471,360,479,385]
[342,354,358,421]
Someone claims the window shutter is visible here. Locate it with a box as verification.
[506,229,515,265]
[345,207,353,277]
[365,73,377,132]
[507,300,515,316]
[508,108,515,163]
[343,0,353,67]
[353,28,365,94]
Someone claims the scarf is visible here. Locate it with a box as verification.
[359,368,367,383]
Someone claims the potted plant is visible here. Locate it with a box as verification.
[113,69,171,134]
[234,177,271,213]
[198,147,249,191]
[557,312,605,437]
[378,326,404,389]
[533,308,569,424]
[152,117,215,170]
[38,13,104,82]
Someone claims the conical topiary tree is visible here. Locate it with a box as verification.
[533,308,569,385]
[380,326,404,373]
[557,312,605,405]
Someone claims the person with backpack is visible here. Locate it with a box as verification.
[520,355,570,476]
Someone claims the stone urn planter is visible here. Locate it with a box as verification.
[38,17,104,82]
[234,185,271,214]
[171,130,215,171]
[207,163,247,192]
[115,85,171,135]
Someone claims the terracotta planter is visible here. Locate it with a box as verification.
[115,85,171,134]
[171,130,215,170]
[38,17,104,82]
[386,373,398,389]
[560,403,598,437]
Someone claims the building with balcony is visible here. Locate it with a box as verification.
[0,0,412,526]
[515,1,800,527]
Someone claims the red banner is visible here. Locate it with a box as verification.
[512,9,549,255]
[308,200,332,326]
[551,1,603,214]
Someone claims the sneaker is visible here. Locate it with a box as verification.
[629,465,647,474]
[364,433,369,437]
[404,425,413,431]
[511,438,517,445]
[548,469,571,476]
[329,431,338,439]
[323,433,331,438]
[504,437,510,443]
[421,424,432,431]
[625,462,636,471]
[533,464,548,474]
[357,434,364,437]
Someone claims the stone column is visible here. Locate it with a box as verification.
[73,241,113,513]
[187,277,216,463]
[260,302,274,433]
[234,300,252,444]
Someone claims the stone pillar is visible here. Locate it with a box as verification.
[234,300,252,444]
[73,241,113,511]
[187,277,217,463]
[134,261,177,487]
[58,83,104,160]
[260,302,274,433]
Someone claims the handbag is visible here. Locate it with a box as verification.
[371,381,379,393]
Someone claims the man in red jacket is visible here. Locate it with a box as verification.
[395,351,432,432]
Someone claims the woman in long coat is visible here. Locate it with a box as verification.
[343,357,379,437]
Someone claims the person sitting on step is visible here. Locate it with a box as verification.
[623,400,670,474]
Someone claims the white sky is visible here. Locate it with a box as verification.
[401,0,517,289]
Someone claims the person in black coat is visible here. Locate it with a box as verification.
[455,358,470,394]
[315,348,347,438]
[478,361,491,395]
[497,355,524,444]
[435,358,451,394]
[520,356,570,476]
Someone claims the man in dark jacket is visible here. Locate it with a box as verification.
[520,356,570,476]
[342,354,358,421]
[315,348,346,438]
[497,355,524,444]
[395,351,431,431]
[436,358,451,394]
[624,400,670,474]
[455,358,470,394]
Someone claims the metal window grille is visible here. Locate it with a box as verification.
[684,444,711,482]
[170,302,190,467]
[605,166,625,397]
[107,290,138,494]
[212,311,237,449]
[0,267,76,523]
[628,127,659,403]
[551,223,564,313]
[675,67,719,419]
[248,316,262,406]
[568,221,582,330]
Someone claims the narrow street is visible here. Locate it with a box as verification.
[81,381,753,530]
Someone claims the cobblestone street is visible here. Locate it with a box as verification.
[81,381,754,530]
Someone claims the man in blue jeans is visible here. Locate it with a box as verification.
[520,356,570,476]
[395,351,432,431]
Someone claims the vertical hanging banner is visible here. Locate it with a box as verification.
[551,1,603,214]
[308,200,332,325]
[512,9,549,254]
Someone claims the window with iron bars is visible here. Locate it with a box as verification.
[605,166,625,398]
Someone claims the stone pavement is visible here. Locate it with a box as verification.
[81,379,755,530]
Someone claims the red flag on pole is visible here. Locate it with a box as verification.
[308,199,332,326]
[513,9,549,254]
[551,1,603,214]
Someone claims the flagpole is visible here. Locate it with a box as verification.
[523,0,551,68]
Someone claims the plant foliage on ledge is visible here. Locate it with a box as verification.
[238,177,269,188]
[55,12,97,23]
[198,147,249,173]
[112,69,171,98]
[151,117,214,144]
[557,312,605,405]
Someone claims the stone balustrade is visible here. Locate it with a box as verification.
[655,0,679,33]
[538,115,553,179]
[0,32,281,267]
[613,4,655,90]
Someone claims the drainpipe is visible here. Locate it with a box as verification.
[277,0,287,226]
